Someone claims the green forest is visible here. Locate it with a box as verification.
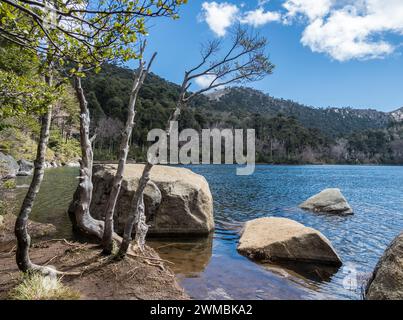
[79,63,403,164]
[0,41,81,166]
[2,56,403,166]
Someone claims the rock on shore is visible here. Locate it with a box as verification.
[0,152,19,179]
[299,188,353,215]
[237,217,342,266]
[365,232,403,300]
[89,164,214,237]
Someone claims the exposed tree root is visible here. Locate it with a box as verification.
[126,252,174,265]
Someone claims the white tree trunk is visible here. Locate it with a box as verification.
[102,57,154,254]
[15,70,55,275]
[118,162,152,255]
[71,76,104,239]
[119,100,184,256]
[15,108,53,272]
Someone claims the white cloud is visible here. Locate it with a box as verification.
[195,74,217,88]
[285,0,403,61]
[201,2,239,37]
[283,0,332,22]
[240,8,281,27]
[258,0,271,6]
[200,0,403,61]
[201,1,281,35]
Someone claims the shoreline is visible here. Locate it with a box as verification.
[93,161,403,167]
[0,213,188,300]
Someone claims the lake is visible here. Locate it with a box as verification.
[11,165,403,300]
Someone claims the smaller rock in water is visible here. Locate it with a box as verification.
[365,232,403,300]
[16,171,31,177]
[66,161,80,167]
[299,188,353,215]
[17,159,34,175]
[237,217,342,266]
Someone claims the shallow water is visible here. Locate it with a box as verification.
[11,165,403,300]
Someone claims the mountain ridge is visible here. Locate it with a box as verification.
[207,86,401,116]
[204,87,399,137]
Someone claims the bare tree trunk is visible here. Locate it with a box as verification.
[71,76,104,239]
[102,53,156,254]
[118,162,152,255]
[15,109,52,272]
[14,70,55,274]
[118,99,184,257]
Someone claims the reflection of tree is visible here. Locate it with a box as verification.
[148,235,214,275]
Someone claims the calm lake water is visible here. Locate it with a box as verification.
[11,165,403,300]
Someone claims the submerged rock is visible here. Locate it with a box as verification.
[299,188,353,215]
[237,217,342,266]
[365,232,403,300]
[0,152,19,180]
[88,164,214,237]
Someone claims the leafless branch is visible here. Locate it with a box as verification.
[180,25,274,104]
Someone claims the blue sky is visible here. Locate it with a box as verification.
[133,0,403,112]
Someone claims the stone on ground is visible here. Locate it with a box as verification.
[0,152,19,179]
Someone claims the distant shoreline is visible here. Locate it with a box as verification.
[93,161,403,167]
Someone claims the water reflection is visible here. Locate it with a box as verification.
[262,262,340,284]
[148,235,213,275]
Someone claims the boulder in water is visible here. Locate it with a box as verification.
[299,188,353,215]
[365,232,403,300]
[237,217,342,266]
[87,164,214,237]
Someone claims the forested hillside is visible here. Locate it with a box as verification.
[0,42,80,165]
[82,63,403,164]
[205,87,394,137]
[2,55,402,165]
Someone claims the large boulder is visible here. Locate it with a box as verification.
[17,159,34,176]
[237,217,342,266]
[365,232,403,300]
[299,188,353,215]
[89,164,214,236]
[0,152,19,179]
